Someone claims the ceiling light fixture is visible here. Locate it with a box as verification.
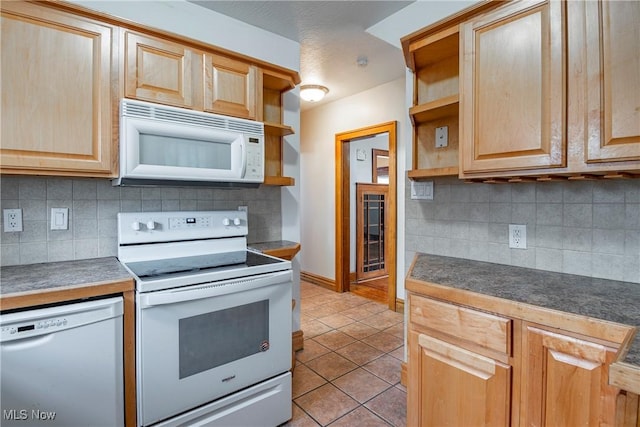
[300,84,329,102]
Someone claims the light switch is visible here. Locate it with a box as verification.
[410,181,434,200]
[51,208,69,230]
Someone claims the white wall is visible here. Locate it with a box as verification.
[300,77,409,299]
[349,134,389,271]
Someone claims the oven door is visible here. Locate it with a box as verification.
[136,270,291,426]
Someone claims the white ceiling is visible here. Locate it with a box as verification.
[189,1,477,110]
[188,1,410,110]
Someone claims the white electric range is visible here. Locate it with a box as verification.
[117,210,292,427]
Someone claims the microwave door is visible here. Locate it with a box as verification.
[121,116,244,181]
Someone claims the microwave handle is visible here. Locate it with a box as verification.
[239,136,247,178]
[139,270,291,308]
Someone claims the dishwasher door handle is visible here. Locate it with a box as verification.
[140,270,291,308]
[1,331,54,348]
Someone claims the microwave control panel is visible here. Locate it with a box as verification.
[244,137,264,181]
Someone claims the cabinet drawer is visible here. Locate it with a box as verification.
[409,294,511,354]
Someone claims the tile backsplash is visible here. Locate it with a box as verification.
[0,176,282,266]
[405,177,640,284]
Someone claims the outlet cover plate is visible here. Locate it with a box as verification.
[3,208,23,232]
[435,126,448,148]
[51,208,69,230]
[509,224,527,249]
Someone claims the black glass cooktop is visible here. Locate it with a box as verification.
[126,250,283,280]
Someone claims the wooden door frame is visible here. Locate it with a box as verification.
[335,121,397,311]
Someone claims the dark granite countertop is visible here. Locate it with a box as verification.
[248,240,300,253]
[408,253,640,368]
[1,257,134,298]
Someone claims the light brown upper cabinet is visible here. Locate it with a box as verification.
[583,1,640,163]
[125,33,260,121]
[460,0,566,174]
[0,1,116,176]
[125,31,200,109]
[403,0,639,181]
[204,53,257,120]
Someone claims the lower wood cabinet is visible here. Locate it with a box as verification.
[521,325,619,427]
[407,292,630,427]
[408,331,511,426]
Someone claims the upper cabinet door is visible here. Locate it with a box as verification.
[125,31,198,109]
[460,0,566,174]
[204,53,257,120]
[584,1,640,163]
[1,2,115,175]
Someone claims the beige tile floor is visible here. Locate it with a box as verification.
[284,281,406,426]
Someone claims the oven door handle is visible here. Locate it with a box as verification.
[139,270,292,308]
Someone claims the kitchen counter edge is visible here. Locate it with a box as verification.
[1,257,135,310]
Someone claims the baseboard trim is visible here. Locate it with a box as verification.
[395,298,405,314]
[292,329,304,352]
[300,271,336,291]
[401,362,407,387]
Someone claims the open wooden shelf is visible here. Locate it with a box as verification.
[260,68,297,187]
[408,167,459,180]
[264,122,294,137]
[410,27,459,69]
[410,95,459,125]
[263,175,295,186]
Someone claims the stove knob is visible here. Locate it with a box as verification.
[233,218,241,226]
[222,218,231,226]
[146,221,156,230]
[131,221,141,231]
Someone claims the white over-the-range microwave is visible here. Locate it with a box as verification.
[113,99,265,187]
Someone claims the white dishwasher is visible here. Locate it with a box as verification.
[1,296,124,427]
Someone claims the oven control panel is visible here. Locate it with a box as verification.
[117,211,248,245]
[169,216,212,229]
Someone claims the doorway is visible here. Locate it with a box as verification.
[334,121,397,311]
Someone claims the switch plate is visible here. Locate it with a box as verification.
[435,126,448,148]
[410,181,434,200]
[509,224,527,249]
[50,208,69,230]
[3,209,23,232]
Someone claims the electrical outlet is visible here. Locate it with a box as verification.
[509,224,527,249]
[3,208,23,232]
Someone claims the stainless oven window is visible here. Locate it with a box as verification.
[179,299,269,379]
[139,133,232,170]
